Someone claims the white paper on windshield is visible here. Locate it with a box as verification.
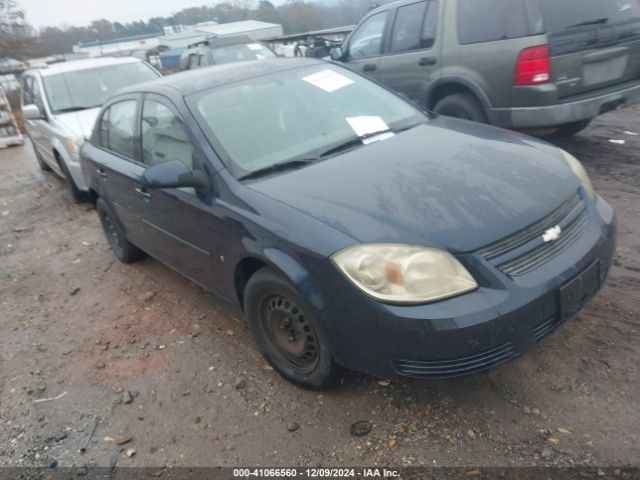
[346,116,390,137]
[303,69,354,93]
[247,43,263,51]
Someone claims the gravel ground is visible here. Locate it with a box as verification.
[0,106,639,470]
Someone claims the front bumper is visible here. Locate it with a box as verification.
[490,81,640,129]
[315,195,616,379]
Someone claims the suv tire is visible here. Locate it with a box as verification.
[96,198,144,264]
[433,93,487,123]
[244,267,340,390]
[553,119,592,137]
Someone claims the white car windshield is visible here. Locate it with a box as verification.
[188,65,426,179]
[43,62,159,114]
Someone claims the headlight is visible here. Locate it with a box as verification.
[64,136,85,159]
[332,244,478,304]
[561,150,595,201]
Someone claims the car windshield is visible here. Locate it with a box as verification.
[539,0,640,33]
[187,64,426,179]
[211,43,277,65]
[43,62,159,114]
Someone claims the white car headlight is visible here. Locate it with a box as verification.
[332,244,478,304]
[561,150,595,201]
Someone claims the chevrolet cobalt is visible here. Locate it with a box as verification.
[80,59,615,389]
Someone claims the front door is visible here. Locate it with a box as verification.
[343,10,391,79]
[376,0,442,104]
[135,94,225,292]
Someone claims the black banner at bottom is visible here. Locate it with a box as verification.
[0,468,638,480]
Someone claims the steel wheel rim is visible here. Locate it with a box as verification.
[260,294,319,374]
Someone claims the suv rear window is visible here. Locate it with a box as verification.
[538,0,640,34]
[457,0,544,45]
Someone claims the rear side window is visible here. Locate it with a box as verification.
[457,0,544,45]
[99,100,137,159]
[390,1,439,52]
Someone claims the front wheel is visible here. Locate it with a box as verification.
[58,157,87,202]
[244,268,340,389]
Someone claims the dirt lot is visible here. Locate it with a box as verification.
[1,107,639,471]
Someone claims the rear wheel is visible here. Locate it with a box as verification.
[553,119,592,137]
[244,267,339,389]
[96,198,144,264]
[433,93,487,123]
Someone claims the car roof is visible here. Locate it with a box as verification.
[119,57,324,97]
[25,57,145,78]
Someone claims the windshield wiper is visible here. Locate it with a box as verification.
[238,159,317,181]
[55,105,101,114]
[238,124,423,182]
[319,124,421,158]
[567,17,608,29]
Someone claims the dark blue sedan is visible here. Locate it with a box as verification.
[80,58,615,389]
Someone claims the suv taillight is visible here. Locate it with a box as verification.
[515,46,550,86]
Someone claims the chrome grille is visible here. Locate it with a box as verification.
[479,192,588,276]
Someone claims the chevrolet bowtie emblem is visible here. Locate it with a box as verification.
[543,225,562,243]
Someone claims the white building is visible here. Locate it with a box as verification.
[158,20,283,50]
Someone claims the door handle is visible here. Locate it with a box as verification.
[419,57,437,66]
[363,63,377,72]
[135,187,152,200]
[96,168,108,178]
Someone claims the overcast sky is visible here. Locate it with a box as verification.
[21,0,285,29]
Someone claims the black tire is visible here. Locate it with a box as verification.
[433,93,488,123]
[244,267,339,389]
[58,157,87,202]
[553,119,592,137]
[96,198,144,264]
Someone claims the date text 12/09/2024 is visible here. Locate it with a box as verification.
[233,468,400,478]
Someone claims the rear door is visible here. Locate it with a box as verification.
[376,0,441,103]
[91,96,147,246]
[343,9,392,78]
[539,0,640,98]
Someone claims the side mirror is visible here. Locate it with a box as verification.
[330,46,345,62]
[142,160,208,191]
[23,104,44,120]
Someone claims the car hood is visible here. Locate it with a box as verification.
[54,107,101,140]
[248,117,581,253]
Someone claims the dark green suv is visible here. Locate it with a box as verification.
[331,0,640,135]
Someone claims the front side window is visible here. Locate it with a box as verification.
[141,100,193,169]
[31,80,45,113]
[101,100,137,159]
[348,11,389,59]
[390,1,429,53]
[187,65,426,179]
[457,0,542,44]
[42,62,158,114]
